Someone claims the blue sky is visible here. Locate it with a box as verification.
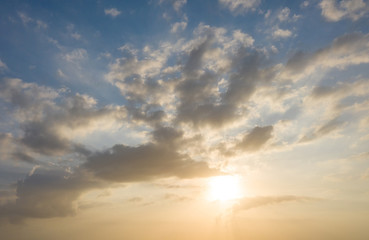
[1,0,369,239]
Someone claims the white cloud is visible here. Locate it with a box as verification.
[71,32,81,40]
[0,59,8,71]
[278,7,290,21]
[104,8,121,17]
[159,0,187,12]
[219,0,261,14]
[63,49,88,63]
[173,0,187,12]
[36,20,48,29]
[57,69,67,78]
[301,1,310,8]
[273,28,292,39]
[171,21,187,33]
[264,9,271,18]
[320,0,368,22]
[271,45,278,53]
[17,12,32,25]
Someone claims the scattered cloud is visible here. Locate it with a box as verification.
[320,0,368,22]
[63,48,88,63]
[278,7,291,22]
[17,12,47,29]
[273,28,293,39]
[159,0,187,12]
[17,12,32,25]
[301,1,310,8]
[104,8,121,17]
[71,32,82,40]
[219,0,261,14]
[173,0,187,12]
[0,59,8,71]
[36,20,47,29]
[171,21,187,33]
[57,69,67,78]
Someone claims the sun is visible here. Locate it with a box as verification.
[207,175,243,202]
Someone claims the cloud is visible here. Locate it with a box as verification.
[57,68,67,78]
[159,0,187,12]
[82,125,219,182]
[171,21,187,33]
[283,32,369,80]
[234,195,317,212]
[278,7,291,22]
[17,12,32,25]
[83,143,219,182]
[62,48,88,63]
[273,28,292,39]
[17,12,48,29]
[301,1,310,8]
[19,93,124,155]
[173,0,187,12]
[36,20,47,29]
[104,8,121,17]
[320,0,368,22]
[0,59,8,71]
[237,126,273,151]
[219,0,261,14]
[0,78,125,156]
[173,29,273,128]
[71,32,81,40]
[104,23,274,129]
[299,117,344,143]
[0,168,100,223]
[311,79,369,100]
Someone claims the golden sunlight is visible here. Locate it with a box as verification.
[207,175,243,202]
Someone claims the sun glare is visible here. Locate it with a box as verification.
[208,175,243,202]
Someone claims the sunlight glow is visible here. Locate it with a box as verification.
[208,175,243,202]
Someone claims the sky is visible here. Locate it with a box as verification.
[1,0,369,239]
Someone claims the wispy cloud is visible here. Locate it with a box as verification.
[320,0,368,22]
[219,0,261,14]
[273,28,292,39]
[234,195,318,212]
[104,8,121,17]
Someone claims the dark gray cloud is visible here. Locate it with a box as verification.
[234,195,316,212]
[183,36,213,75]
[83,143,219,182]
[237,126,273,151]
[176,46,275,128]
[0,168,100,223]
[126,103,166,126]
[0,133,35,164]
[152,126,184,145]
[223,51,268,105]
